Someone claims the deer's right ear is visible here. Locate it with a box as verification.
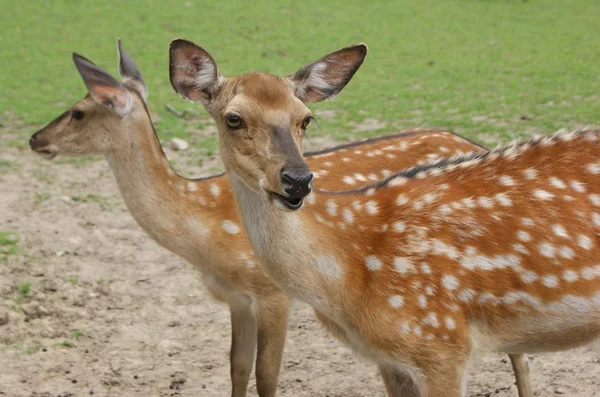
[73,53,132,118]
[117,38,148,102]
[169,39,222,104]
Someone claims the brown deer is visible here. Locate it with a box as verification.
[28,40,527,397]
[169,38,600,397]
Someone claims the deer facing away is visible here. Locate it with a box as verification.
[169,37,600,397]
[27,40,532,396]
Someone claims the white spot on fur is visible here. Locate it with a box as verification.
[559,246,574,259]
[578,234,593,250]
[441,274,460,290]
[513,243,528,255]
[365,255,382,271]
[586,162,600,175]
[342,176,356,185]
[541,275,559,288]
[326,200,338,216]
[458,289,476,302]
[210,183,221,197]
[342,208,354,224]
[389,295,404,308]
[589,194,600,206]
[477,196,494,208]
[498,176,515,186]
[354,173,367,182]
[533,189,554,200]
[422,312,440,328]
[418,295,428,308]
[520,271,538,284]
[563,270,579,282]
[445,317,456,330]
[221,220,240,234]
[570,180,586,192]
[420,263,431,274]
[521,218,534,227]
[306,193,316,205]
[582,266,600,280]
[396,194,409,206]
[365,201,379,215]
[495,193,512,206]
[549,177,566,189]
[593,212,600,227]
[517,230,531,242]
[539,242,555,258]
[523,168,537,180]
[552,224,569,239]
[187,181,198,192]
[392,221,406,233]
[393,257,416,274]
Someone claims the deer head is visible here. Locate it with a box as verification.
[29,39,148,159]
[169,39,367,210]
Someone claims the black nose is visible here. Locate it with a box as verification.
[281,168,313,198]
[29,134,37,149]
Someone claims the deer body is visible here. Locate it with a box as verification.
[30,40,521,397]
[230,129,600,396]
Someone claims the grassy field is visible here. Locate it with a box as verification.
[2,0,600,155]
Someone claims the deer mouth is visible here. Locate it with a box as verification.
[269,191,304,210]
[36,148,58,160]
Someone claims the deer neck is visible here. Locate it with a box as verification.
[228,171,338,312]
[104,111,211,261]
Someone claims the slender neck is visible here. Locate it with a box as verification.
[104,110,210,260]
[228,172,334,311]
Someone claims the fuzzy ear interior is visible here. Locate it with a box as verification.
[117,38,148,101]
[73,52,132,118]
[168,38,221,104]
[289,43,368,103]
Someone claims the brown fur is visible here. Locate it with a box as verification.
[29,42,519,397]
[168,39,534,397]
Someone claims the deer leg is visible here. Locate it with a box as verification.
[255,295,291,397]
[418,354,470,397]
[509,354,533,397]
[379,364,421,397]
[230,304,258,397]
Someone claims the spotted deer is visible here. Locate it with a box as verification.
[27,40,524,397]
[169,38,600,397]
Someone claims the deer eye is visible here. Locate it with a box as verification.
[301,116,312,129]
[72,109,84,120]
[225,114,243,129]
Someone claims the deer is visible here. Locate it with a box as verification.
[168,38,600,397]
[26,39,531,397]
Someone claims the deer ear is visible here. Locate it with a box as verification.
[73,52,132,118]
[117,38,148,102]
[289,43,368,103]
[169,38,222,104]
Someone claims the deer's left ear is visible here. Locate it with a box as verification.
[117,38,148,102]
[288,43,368,103]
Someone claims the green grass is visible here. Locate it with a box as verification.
[71,329,84,338]
[0,232,19,262]
[18,282,32,299]
[3,0,600,151]
[0,160,14,174]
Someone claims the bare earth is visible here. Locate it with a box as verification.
[1,134,600,397]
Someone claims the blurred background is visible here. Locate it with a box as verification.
[3,0,600,157]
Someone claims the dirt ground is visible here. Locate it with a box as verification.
[1,133,600,397]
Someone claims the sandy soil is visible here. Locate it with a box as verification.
[1,135,600,397]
